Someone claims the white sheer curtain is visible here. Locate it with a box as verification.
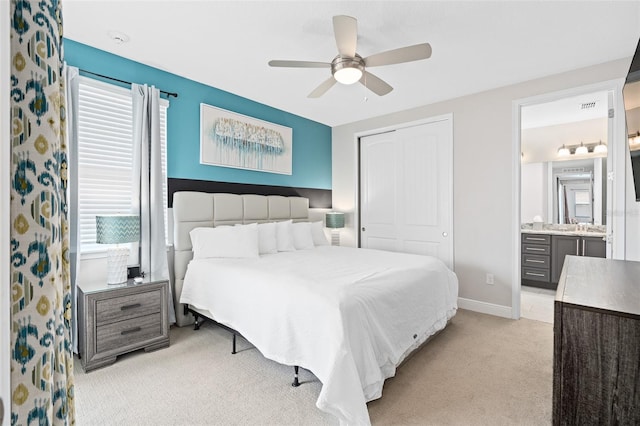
[132,84,176,323]
[64,63,81,352]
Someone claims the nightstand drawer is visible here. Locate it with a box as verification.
[96,289,161,326]
[96,313,163,353]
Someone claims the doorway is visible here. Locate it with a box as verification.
[513,79,627,320]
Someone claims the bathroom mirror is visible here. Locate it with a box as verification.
[521,157,606,225]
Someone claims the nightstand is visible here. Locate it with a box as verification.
[78,276,170,372]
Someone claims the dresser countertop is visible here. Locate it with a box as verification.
[556,256,640,316]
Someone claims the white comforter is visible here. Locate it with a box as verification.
[180,246,458,425]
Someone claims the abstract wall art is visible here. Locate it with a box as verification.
[200,104,293,175]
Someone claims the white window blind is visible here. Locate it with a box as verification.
[77,77,169,253]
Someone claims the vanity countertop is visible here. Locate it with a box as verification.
[521,224,606,237]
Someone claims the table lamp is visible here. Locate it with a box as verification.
[96,215,140,284]
[325,212,345,246]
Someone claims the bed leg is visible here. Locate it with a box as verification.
[232,333,237,354]
[193,314,201,331]
[292,365,300,387]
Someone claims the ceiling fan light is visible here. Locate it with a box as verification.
[575,142,588,155]
[334,67,362,85]
[557,145,570,157]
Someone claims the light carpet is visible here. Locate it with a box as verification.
[73,309,553,425]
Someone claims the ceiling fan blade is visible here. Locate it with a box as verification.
[308,77,337,98]
[364,43,432,67]
[333,15,357,57]
[268,60,330,68]
[360,71,393,96]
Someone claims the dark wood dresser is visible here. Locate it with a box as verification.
[553,256,640,425]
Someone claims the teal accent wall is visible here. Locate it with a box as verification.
[63,39,332,189]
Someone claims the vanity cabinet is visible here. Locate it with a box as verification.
[521,232,606,289]
[551,235,606,283]
[521,233,553,289]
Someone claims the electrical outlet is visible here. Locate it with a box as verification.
[486,273,495,285]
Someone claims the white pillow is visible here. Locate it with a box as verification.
[190,224,259,259]
[257,222,277,254]
[291,222,315,250]
[275,220,296,252]
[310,221,330,246]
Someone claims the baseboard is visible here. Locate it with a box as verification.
[457,297,512,318]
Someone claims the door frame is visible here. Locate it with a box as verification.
[355,113,454,269]
[511,78,626,319]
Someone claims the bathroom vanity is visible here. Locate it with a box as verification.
[521,227,606,289]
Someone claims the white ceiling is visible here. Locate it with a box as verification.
[62,1,640,127]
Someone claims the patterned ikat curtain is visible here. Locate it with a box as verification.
[10,0,75,424]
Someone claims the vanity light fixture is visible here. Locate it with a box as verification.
[575,142,588,155]
[593,140,608,154]
[556,141,608,158]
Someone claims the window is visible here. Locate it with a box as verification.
[77,77,169,253]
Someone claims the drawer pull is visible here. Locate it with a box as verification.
[525,272,546,277]
[527,247,546,252]
[527,237,546,241]
[526,259,545,264]
[120,303,142,311]
[121,327,141,336]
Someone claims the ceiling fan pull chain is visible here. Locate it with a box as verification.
[363,73,368,102]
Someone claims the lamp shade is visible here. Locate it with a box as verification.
[325,212,345,229]
[96,215,140,244]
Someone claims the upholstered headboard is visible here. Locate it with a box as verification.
[172,192,309,326]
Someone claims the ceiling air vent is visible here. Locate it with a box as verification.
[580,101,596,110]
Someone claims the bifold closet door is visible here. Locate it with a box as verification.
[360,118,453,269]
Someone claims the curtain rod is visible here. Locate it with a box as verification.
[79,69,179,98]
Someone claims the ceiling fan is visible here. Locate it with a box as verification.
[268,15,432,98]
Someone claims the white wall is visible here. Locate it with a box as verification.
[332,58,631,310]
[2,0,11,422]
[521,162,547,223]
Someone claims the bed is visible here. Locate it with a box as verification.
[172,192,458,425]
